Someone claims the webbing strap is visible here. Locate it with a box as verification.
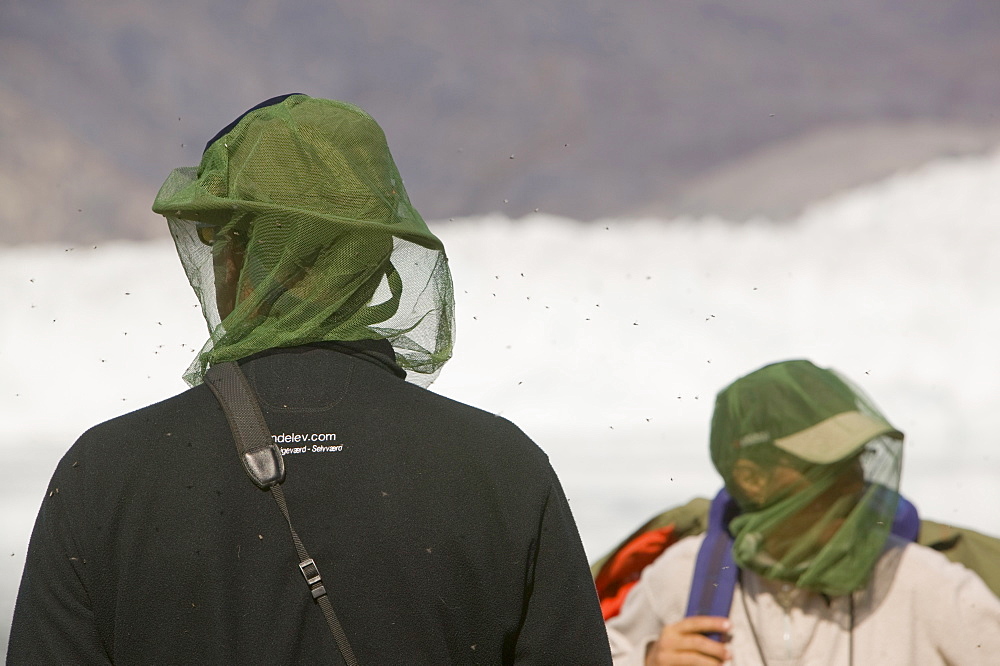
[684,489,739,641]
[205,362,359,666]
[271,484,358,666]
[204,362,285,489]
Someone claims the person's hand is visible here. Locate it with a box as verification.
[644,616,732,666]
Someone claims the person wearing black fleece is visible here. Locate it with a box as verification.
[8,95,611,665]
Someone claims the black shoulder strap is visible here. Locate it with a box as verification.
[205,361,360,666]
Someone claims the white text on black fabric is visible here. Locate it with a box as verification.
[272,432,343,455]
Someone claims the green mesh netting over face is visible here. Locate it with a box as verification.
[710,360,904,596]
[152,95,454,386]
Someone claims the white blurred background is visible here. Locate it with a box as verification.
[3,147,999,651]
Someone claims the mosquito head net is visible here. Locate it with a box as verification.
[709,359,904,596]
[153,94,454,386]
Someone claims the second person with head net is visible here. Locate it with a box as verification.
[603,359,1000,665]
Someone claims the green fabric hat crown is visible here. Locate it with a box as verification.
[156,95,444,251]
[710,359,902,480]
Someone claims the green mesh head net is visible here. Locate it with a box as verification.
[710,359,904,596]
[152,95,454,386]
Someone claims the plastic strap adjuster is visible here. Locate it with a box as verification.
[299,558,327,599]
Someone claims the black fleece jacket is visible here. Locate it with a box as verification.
[8,341,611,665]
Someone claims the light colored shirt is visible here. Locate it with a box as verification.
[606,533,1000,665]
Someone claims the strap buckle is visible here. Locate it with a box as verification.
[299,558,327,599]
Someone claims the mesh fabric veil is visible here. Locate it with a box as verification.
[710,360,904,596]
[153,95,454,386]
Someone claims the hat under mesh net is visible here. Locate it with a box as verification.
[710,360,904,596]
[153,95,454,386]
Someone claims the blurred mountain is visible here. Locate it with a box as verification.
[0,84,157,243]
[1,0,999,243]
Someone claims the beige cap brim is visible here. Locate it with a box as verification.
[773,410,903,464]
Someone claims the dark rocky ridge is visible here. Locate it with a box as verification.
[2,0,999,243]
